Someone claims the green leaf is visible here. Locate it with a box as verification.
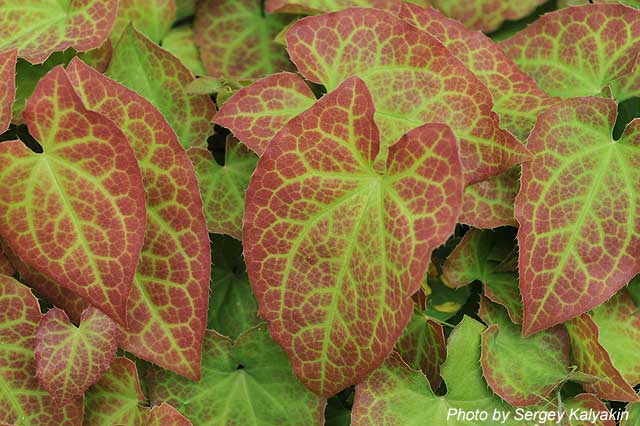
[351,317,519,426]
[161,25,206,76]
[0,0,117,64]
[194,0,292,78]
[107,25,216,149]
[187,137,258,240]
[147,403,192,426]
[622,402,640,426]
[265,0,408,14]
[35,307,118,404]
[0,274,83,426]
[111,0,176,43]
[148,326,326,425]
[243,77,463,396]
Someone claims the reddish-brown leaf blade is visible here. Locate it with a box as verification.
[214,72,316,156]
[460,168,519,229]
[66,58,211,380]
[565,314,639,402]
[430,0,547,32]
[0,49,17,134]
[147,403,192,426]
[35,307,118,404]
[0,66,147,325]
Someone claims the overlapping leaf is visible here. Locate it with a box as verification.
[148,403,192,426]
[0,0,117,64]
[265,0,406,14]
[351,317,519,426]
[400,3,554,141]
[35,307,118,404]
[108,25,216,149]
[112,0,176,43]
[480,299,571,406]
[516,97,640,335]
[161,25,206,76]
[0,66,147,325]
[66,58,211,380]
[564,394,617,426]
[194,0,291,78]
[0,49,17,133]
[591,289,640,385]
[244,76,463,396]
[148,326,326,425]
[460,169,519,229]
[395,312,446,391]
[501,4,640,99]
[0,274,84,426]
[84,357,149,426]
[0,243,14,276]
[287,8,529,183]
[623,402,640,426]
[565,314,639,402]
[187,137,258,240]
[215,72,316,156]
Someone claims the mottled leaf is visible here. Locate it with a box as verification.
[208,235,260,338]
[352,317,518,426]
[501,4,640,99]
[564,394,616,426]
[108,25,216,149]
[35,307,118,404]
[0,0,117,63]
[287,8,529,183]
[516,97,640,335]
[215,72,316,156]
[0,66,147,325]
[395,311,446,391]
[565,314,639,402]
[0,49,17,133]
[161,25,206,76]
[194,0,291,78]
[187,137,258,239]
[591,289,640,385]
[480,299,571,406]
[147,403,192,426]
[84,357,149,426]
[400,4,554,141]
[148,327,326,425]
[0,274,83,426]
[244,77,463,396]
[460,168,519,229]
[112,0,176,43]
[265,0,406,14]
[66,58,211,380]
[423,256,471,322]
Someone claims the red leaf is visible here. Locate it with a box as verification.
[0,49,17,134]
[147,403,192,426]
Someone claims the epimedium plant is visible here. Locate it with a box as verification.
[0,0,639,425]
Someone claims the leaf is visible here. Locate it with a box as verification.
[0,0,117,64]
[244,76,463,396]
[443,228,523,323]
[147,326,326,425]
[423,252,471,322]
[564,394,616,426]
[112,0,176,43]
[395,311,446,391]
[0,244,14,276]
[480,299,571,406]
[0,274,83,426]
[564,313,639,402]
[35,307,118,404]
[194,0,292,78]
[265,0,406,14]
[147,403,192,426]
[622,402,640,426]
[351,317,519,426]
[187,137,258,239]
[176,0,196,20]
[590,289,640,385]
[107,25,216,149]
[400,4,554,141]
[208,235,260,339]
[0,66,147,325]
[286,8,529,183]
[501,4,640,99]
[214,72,316,156]
[84,357,150,426]
[629,275,640,307]
[66,58,212,380]
[0,49,17,133]
[430,0,547,32]
[516,97,640,335]
[161,25,206,76]
[459,168,519,229]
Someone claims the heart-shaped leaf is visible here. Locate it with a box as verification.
[516,97,640,335]
[0,274,84,426]
[0,66,147,325]
[244,76,463,396]
[66,58,212,380]
[287,8,529,183]
[35,307,118,404]
[0,0,117,64]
